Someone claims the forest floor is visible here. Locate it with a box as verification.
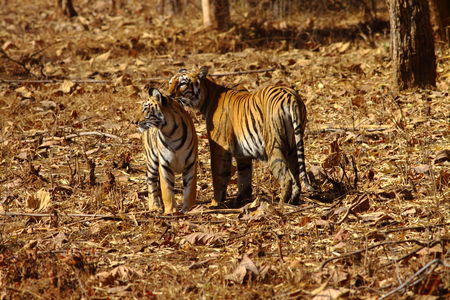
[1,0,450,299]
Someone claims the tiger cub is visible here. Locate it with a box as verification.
[134,87,198,213]
[167,66,313,207]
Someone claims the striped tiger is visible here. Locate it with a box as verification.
[167,66,313,206]
[133,87,198,213]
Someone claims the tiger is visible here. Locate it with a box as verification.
[133,87,198,213]
[167,66,313,207]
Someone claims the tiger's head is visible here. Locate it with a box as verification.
[133,88,170,132]
[167,66,209,109]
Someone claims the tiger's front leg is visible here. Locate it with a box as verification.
[234,158,253,206]
[159,164,177,213]
[209,140,232,206]
[181,160,197,213]
[146,172,162,212]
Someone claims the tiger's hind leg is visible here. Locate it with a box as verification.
[159,164,177,214]
[287,147,301,205]
[234,158,253,207]
[210,140,232,206]
[268,149,295,204]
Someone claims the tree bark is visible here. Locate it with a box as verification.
[202,0,212,27]
[56,0,78,17]
[429,0,450,44]
[212,0,230,30]
[387,0,436,90]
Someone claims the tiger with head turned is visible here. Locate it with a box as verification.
[133,87,198,213]
[167,66,313,207]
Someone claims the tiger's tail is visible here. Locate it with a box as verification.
[291,96,314,192]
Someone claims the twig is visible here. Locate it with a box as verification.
[378,258,441,300]
[336,193,367,225]
[188,258,215,269]
[120,113,136,137]
[1,209,243,221]
[380,246,425,268]
[381,223,450,234]
[320,239,440,270]
[24,131,123,143]
[30,41,61,58]
[1,211,123,219]
[6,287,44,300]
[383,233,403,285]
[1,69,274,85]
[262,231,284,263]
[387,92,405,131]
[185,208,244,215]
[283,205,317,215]
[0,49,31,75]
[157,225,170,241]
[0,79,110,84]
[351,155,358,189]
[75,272,91,300]
[209,68,275,76]
[120,77,166,82]
[64,216,106,227]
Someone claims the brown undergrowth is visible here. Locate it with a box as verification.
[1,0,450,299]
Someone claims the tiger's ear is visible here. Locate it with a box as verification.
[149,88,167,105]
[149,87,160,98]
[198,66,209,81]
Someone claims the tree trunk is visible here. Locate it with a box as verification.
[212,0,230,30]
[202,0,212,27]
[56,0,78,17]
[429,0,450,44]
[387,0,436,90]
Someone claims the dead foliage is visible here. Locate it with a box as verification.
[1,0,450,299]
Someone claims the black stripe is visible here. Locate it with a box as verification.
[175,121,188,150]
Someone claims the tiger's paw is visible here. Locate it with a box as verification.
[234,187,252,207]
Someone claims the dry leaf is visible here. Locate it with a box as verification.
[110,266,142,280]
[333,228,350,241]
[312,288,346,300]
[351,195,370,213]
[411,164,430,175]
[60,80,75,94]
[95,50,111,62]
[184,232,220,246]
[27,189,51,211]
[225,254,259,284]
[435,149,450,164]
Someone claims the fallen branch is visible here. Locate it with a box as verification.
[2,69,275,85]
[1,208,244,220]
[24,131,123,143]
[379,258,442,300]
[185,208,244,215]
[1,79,110,84]
[381,223,450,234]
[209,68,276,76]
[320,239,441,270]
[1,211,122,219]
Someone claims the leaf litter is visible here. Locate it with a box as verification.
[1,0,450,299]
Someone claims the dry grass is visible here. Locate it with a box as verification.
[1,0,450,299]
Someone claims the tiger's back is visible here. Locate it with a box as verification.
[134,88,198,213]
